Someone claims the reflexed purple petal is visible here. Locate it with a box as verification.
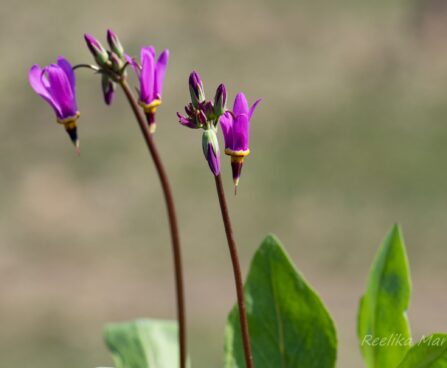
[219,111,234,149]
[177,112,196,128]
[57,56,76,96]
[29,65,62,117]
[248,98,262,121]
[232,113,249,151]
[206,143,221,176]
[154,49,169,99]
[140,50,155,103]
[125,53,141,78]
[46,65,77,118]
[233,92,249,116]
[141,46,156,61]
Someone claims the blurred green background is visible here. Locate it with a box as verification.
[1,0,447,366]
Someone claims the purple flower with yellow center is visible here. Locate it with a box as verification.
[220,92,261,188]
[29,56,81,154]
[127,46,169,133]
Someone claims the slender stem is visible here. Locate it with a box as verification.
[214,174,253,368]
[119,78,187,368]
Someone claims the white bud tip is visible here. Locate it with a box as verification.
[75,140,80,156]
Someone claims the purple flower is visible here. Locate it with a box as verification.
[29,56,80,152]
[127,46,169,133]
[219,92,261,186]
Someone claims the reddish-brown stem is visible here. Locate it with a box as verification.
[119,78,187,368]
[214,174,253,368]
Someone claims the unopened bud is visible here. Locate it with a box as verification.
[107,29,124,59]
[214,84,227,117]
[101,74,116,105]
[84,34,109,67]
[202,129,220,176]
[189,71,205,108]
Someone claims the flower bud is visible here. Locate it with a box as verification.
[201,100,215,121]
[197,109,207,126]
[107,29,124,59]
[84,34,109,67]
[189,71,205,108]
[202,129,221,176]
[101,74,116,105]
[110,52,124,74]
[214,84,227,117]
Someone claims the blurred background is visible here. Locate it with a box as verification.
[1,0,447,366]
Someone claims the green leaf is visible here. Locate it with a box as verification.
[397,334,447,367]
[104,319,186,368]
[358,224,412,368]
[224,234,337,368]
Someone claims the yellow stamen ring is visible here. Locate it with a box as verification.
[139,99,162,114]
[225,148,250,158]
[57,111,80,130]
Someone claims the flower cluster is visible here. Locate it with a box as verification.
[28,29,170,152]
[178,71,261,189]
[28,29,260,188]
[85,30,169,134]
[177,72,227,176]
[84,30,127,105]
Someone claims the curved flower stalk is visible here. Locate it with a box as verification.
[177,71,255,368]
[220,93,261,190]
[28,56,80,153]
[126,46,169,133]
[29,29,187,368]
[84,31,128,106]
[82,30,186,368]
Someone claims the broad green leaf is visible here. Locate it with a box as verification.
[104,319,186,368]
[224,234,337,368]
[397,334,447,367]
[358,224,412,368]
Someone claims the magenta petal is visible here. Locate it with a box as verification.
[248,98,262,121]
[29,65,62,117]
[219,111,234,150]
[57,56,76,95]
[232,113,249,151]
[140,50,155,104]
[154,49,169,99]
[125,54,141,78]
[233,92,249,116]
[177,112,196,129]
[46,65,77,118]
[141,46,156,61]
